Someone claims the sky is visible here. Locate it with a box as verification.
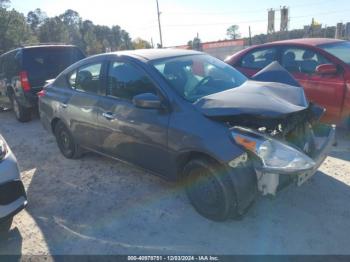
[9,0,350,47]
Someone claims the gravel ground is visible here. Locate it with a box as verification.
[0,110,349,255]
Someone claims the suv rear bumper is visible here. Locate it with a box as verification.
[21,91,39,108]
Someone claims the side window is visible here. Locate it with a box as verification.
[69,62,104,95]
[107,61,157,100]
[241,48,277,69]
[281,47,331,74]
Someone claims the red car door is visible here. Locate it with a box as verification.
[280,47,345,123]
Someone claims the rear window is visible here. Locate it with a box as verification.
[22,47,85,79]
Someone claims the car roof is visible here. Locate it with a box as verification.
[264,38,346,47]
[0,45,79,57]
[111,48,203,61]
[22,44,78,50]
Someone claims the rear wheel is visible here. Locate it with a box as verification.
[10,94,31,122]
[54,121,82,159]
[346,116,350,130]
[0,217,13,236]
[183,158,238,221]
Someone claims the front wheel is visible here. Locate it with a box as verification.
[183,158,238,221]
[54,121,82,159]
[0,217,13,236]
[345,116,350,130]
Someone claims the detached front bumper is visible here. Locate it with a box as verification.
[257,124,336,195]
[296,124,336,186]
[0,147,27,222]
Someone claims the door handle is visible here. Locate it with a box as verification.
[102,112,115,120]
[60,103,68,109]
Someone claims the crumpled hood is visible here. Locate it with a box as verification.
[194,80,309,118]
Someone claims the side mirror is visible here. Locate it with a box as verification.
[316,64,337,75]
[132,93,162,109]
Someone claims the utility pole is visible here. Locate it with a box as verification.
[249,26,252,46]
[156,0,163,48]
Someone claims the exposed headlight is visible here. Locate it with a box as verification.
[0,137,8,160]
[231,127,315,173]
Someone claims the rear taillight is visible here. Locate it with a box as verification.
[19,71,31,92]
[37,90,46,98]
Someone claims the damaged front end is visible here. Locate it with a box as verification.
[230,105,335,196]
[195,61,336,196]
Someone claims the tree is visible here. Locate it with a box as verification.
[187,36,201,50]
[0,6,133,56]
[120,30,132,50]
[80,20,103,54]
[38,17,69,43]
[0,0,10,8]
[132,38,151,49]
[27,8,47,32]
[226,25,241,40]
[0,8,37,54]
[59,9,80,27]
[59,9,82,48]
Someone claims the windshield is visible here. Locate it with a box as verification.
[151,54,247,102]
[319,41,350,65]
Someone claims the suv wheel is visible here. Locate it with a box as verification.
[54,121,82,159]
[10,94,31,122]
[0,217,13,236]
[183,158,238,221]
[346,116,350,130]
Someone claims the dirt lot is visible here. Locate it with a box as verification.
[0,110,350,255]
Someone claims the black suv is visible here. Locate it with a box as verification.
[0,45,85,122]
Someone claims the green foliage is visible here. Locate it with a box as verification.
[0,8,38,54]
[133,37,152,49]
[27,8,47,32]
[187,36,202,51]
[0,3,135,56]
[38,17,69,43]
[0,0,10,8]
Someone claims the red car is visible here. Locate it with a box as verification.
[225,38,350,126]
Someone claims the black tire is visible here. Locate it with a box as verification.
[183,158,238,221]
[54,121,82,159]
[10,94,31,122]
[346,116,350,130]
[0,217,13,236]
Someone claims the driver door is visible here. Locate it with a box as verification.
[95,59,172,176]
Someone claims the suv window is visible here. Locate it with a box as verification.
[281,47,330,74]
[241,48,277,69]
[69,62,104,95]
[3,51,19,78]
[107,61,157,100]
[23,47,85,82]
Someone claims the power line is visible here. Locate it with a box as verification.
[163,0,330,15]
[159,9,350,28]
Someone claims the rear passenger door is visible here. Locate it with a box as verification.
[236,47,278,77]
[280,46,345,122]
[63,61,107,150]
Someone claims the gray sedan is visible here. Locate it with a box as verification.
[39,49,334,221]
